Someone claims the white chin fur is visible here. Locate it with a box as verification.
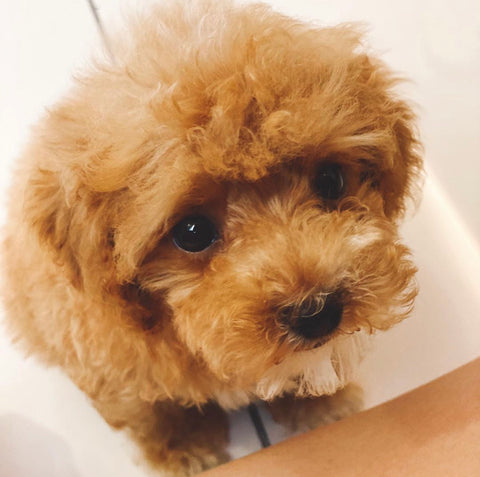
[214,331,371,409]
[254,331,371,400]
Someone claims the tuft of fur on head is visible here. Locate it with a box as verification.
[2,0,422,417]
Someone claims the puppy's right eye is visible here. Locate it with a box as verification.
[172,215,218,253]
[314,163,345,200]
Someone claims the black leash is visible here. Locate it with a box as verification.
[247,403,271,448]
[85,0,115,62]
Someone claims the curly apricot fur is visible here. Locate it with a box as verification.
[2,1,422,475]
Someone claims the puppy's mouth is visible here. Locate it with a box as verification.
[290,332,337,354]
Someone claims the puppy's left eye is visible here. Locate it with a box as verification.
[172,215,218,253]
[314,163,345,200]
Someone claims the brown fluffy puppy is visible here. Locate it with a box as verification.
[2,1,422,475]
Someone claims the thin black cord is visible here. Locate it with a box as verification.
[85,0,115,62]
[247,403,271,448]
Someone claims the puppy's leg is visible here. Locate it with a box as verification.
[97,399,230,476]
[265,383,363,432]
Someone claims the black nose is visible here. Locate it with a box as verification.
[287,293,343,340]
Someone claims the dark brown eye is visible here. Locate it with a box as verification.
[172,215,218,253]
[314,163,345,200]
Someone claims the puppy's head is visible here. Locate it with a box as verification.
[24,1,422,404]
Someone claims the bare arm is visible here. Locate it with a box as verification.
[202,358,480,477]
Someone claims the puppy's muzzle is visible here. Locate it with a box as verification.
[281,292,343,340]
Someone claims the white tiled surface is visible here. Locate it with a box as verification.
[1,1,479,476]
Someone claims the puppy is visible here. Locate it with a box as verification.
[2,1,422,475]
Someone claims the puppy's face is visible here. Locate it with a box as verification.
[135,164,417,402]
[25,2,422,404]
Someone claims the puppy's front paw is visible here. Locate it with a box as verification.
[266,383,364,432]
[120,401,230,476]
[158,447,229,477]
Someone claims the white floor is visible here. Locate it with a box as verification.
[1,1,479,476]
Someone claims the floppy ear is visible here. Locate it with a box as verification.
[23,166,83,288]
[382,100,423,219]
[343,53,423,219]
[18,71,143,293]
[22,160,162,334]
[19,97,167,332]
[22,145,117,295]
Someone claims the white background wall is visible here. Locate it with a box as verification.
[1,1,479,476]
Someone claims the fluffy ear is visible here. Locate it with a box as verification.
[22,161,161,334]
[18,72,137,293]
[23,165,80,287]
[354,54,424,219]
[22,157,116,293]
[382,100,424,219]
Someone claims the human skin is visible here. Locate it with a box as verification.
[201,357,480,477]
